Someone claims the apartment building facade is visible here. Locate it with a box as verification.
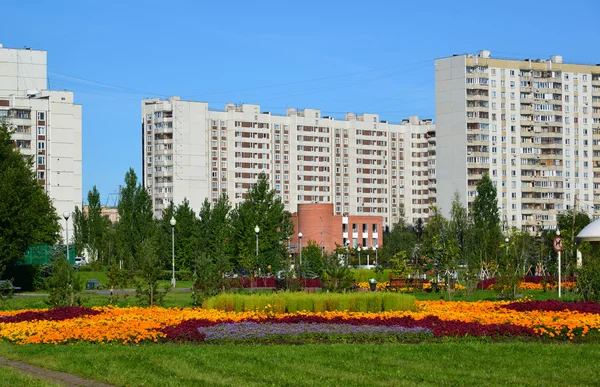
[142,97,435,229]
[0,45,82,240]
[436,50,600,232]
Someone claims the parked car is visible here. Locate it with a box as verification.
[74,257,87,266]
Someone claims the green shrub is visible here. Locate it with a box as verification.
[352,269,393,283]
[203,292,415,313]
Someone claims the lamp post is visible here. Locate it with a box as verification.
[505,237,509,256]
[254,225,260,260]
[170,217,176,288]
[357,245,361,267]
[298,232,303,266]
[557,228,561,298]
[374,245,378,266]
[62,211,70,263]
[345,240,350,266]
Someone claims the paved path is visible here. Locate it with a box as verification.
[0,356,114,387]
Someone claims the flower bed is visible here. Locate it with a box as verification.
[1,299,599,344]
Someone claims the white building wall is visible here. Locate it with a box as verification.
[142,98,435,229]
[435,55,467,216]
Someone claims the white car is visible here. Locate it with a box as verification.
[74,257,87,266]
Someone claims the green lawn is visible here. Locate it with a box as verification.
[0,365,59,386]
[0,342,598,386]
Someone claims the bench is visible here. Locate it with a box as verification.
[386,278,428,292]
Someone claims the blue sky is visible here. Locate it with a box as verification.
[1,0,598,204]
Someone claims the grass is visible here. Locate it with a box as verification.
[0,364,59,386]
[203,292,416,313]
[0,342,599,386]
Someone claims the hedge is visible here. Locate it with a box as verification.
[203,292,416,313]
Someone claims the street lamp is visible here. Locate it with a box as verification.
[298,232,303,266]
[345,240,350,266]
[62,211,70,263]
[357,245,361,266]
[557,228,562,298]
[374,245,378,266]
[254,225,260,259]
[170,217,176,288]
[505,237,509,256]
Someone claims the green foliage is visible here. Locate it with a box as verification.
[301,240,325,277]
[203,292,416,313]
[322,259,354,292]
[556,209,591,275]
[0,122,60,272]
[352,269,392,283]
[191,250,232,306]
[576,254,600,301]
[389,251,411,279]
[135,239,168,306]
[45,256,83,307]
[117,168,156,272]
[229,172,293,272]
[198,194,233,265]
[106,264,130,304]
[471,174,503,268]
[379,207,417,267]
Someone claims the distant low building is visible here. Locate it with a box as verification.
[82,206,120,223]
[289,203,383,255]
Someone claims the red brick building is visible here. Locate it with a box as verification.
[289,203,383,255]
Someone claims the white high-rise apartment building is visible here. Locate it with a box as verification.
[0,44,82,240]
[142,97,435,229]
[436,50,600,232]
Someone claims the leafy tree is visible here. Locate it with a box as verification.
[72,186,109,264]
[72,206,88,257]
[106,263,130,305]
[45,256,83,307]
[173,199,198,271]
[322,259,354,292]
[470,174,503,270]
[157,201,175,269]
[379,208,417,267]
[229,172,293,272]
[0,122,60,273]
[198,194,233,267]
[300,240,324,277]
[135,239,168,306]
[116,168,156,271]
[556,209,591,276]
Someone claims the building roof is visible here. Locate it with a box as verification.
[577,219,600,242]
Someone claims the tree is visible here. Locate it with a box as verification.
[135,238,168,306]
[116,168,156,271]
[73,186,110,265]
[470,174,503,270]
[0,122,60,274]
[229,172,293,273]
[172,199,198,271]
[45,255,83,307]
[300,240,324,277]
[556,209,591,275]
[198,194,233,267]
[379,213,417,268]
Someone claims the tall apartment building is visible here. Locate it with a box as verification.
[0,44,82,240]
[436,50,600,232]
[142,97,435,229]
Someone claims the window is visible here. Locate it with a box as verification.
[37,112,45,120]
[37,156,45,165]
[37,171,45,180]
[37,141,45,150]
[37,126,46,135]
